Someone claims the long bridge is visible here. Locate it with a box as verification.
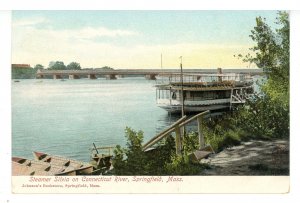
[36,68,263,80]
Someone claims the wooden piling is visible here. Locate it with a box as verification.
[197,116,205,149]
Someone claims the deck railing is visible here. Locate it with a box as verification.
[90,145,115,156]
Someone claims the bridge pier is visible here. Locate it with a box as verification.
[88,74,97,79]
[145,74,156,80]
[36,74,44,79]
[106,74,117,80]
[69,74,80,79]
[53,74,62,79]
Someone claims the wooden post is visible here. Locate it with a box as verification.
[180,57,185,118]
[93,143,99,154]
[230,88,233,110]
[197,116,205,149]
[175,126,182,155]
[217,67,222,82]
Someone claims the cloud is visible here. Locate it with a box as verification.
[12,17,49,27]
[76,27,138,39]
[13,17,139,41]
[12,21,251,69]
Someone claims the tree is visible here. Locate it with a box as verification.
[101,66,113,70]
[237,11,289,138]
[67,62,81,70]
[48,61,66,70]
[243,11,289,108]
[48,61,56,69]
[34,64,44,71]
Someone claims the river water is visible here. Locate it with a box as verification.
[12,78,181,162]
[12,76,262,162]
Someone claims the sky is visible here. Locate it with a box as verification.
[12,10,279,69]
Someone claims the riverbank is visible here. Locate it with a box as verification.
[200,139,289,175]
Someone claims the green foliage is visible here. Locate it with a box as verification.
[113,127,205,175]
[101,66,113,70]
[236,96,289,138]
[183,131,199,154]
[112,127,148,175]
[48,61,56,68]
[164,155,204,175]
[152,135,176,166]
[204,125,244,152]
[11,67,36,79]
[34,64,44,71]
[222,130,242,146]
[67,62,81,70]
[47,61,82,70]
[48,61,66,70]
[202,116,243,152]
[234,11,289,139]
[111,145,126,173]
[243,12,289,78]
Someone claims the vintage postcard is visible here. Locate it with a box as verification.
[9,10,290,194]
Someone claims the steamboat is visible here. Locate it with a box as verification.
[155,69,254,113]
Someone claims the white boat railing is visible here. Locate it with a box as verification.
[229,87,254,109]
[156,73,253,85]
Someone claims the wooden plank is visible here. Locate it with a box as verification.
[197,116,205,149]
[142,116,187,150]
[142,128,175,150]
[142,111,210,152]
[145,115,186,146]
[189,150,212,162]
[89,146,115,150]
[199,145,215,154]
[175,126,182,155]
[179,110,210,128]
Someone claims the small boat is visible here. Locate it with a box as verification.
[14,80,20,82]
[33,152,94,175]
[90,144,113,170]
[155,69,254,113]
[12,157,76,176]
[91,153,112,168]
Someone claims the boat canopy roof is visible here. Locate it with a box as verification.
[156,80,253,91]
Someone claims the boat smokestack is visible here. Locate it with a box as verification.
[217,68,222,82]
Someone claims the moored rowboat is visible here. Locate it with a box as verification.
[12,157,76,176]
[33,152,94,175]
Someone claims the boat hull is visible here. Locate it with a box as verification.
[12,156,76,176]
[33,151,94,175]
[158,103,230,113]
